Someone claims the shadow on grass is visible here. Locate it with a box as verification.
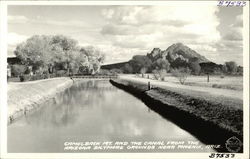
[110,79,243,153]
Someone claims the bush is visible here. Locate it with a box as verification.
[11,64,26,77]
[152,70,159,80]
[44,72,50,79]
[56,70,67,77]
[97,69,112,76]
[110,69,123,75]
[152,69,167,81]
[171,67,191,84]
[189,61,201,75]
[122,63,133,74]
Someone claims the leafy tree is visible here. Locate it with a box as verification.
[11,64,26,77]
[122,63,133,74]
[222,64,228,74]
[189,61,201,75]
[14,35,105,76]
[82,46,105,74]
[129,55,152,73]
[170,57,189,68]
[225,61,237,75]
[50,35,79,74]
[14,35,52,72]
[171,67,191,84]
[140,67,147,77]
[237,66,243,75]
[153,59,170,71]
[151,59,170,81]
[153,69,167,81]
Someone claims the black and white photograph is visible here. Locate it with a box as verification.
[0,0,249,159]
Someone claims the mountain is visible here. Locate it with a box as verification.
[101,61,128,70]
[147,43,210,63]
[102,43,212,71]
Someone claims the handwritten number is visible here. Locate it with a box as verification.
[209,153,235,158]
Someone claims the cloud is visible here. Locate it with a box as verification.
[8,32,28,45]
[8,15,29,24]
[232,14,243,27]
[7,32,28,57]
[223,31,242,41]
[223,13,243,41]
[101,5,221,58]
[8,15,92,28]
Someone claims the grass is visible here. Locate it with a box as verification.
[141,74,243,91]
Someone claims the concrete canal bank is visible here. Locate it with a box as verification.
[110,79,243,152]
[8,77,73,123]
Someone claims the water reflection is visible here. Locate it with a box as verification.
[8,80,213,153]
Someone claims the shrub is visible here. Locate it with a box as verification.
[152,69,167,81]
[110,68,123,75]
[171,67,191,84]
[152,70,159,80]
[20,74,31,82]
[122,63,133,74]
[11,64,26,77]
[56,70,67,77]
[97,69,112,76]
[140,67,147,78]
[189,61,201,75]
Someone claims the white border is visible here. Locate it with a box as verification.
[0,1,249,159]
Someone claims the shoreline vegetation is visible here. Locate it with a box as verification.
[110,77,243,151]
[7,77,73,124]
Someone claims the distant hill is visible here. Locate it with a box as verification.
[101,62,128,70]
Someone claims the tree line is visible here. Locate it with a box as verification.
[120,55,242,75]
[103,54,242,84]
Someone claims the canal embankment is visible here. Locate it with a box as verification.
[8,77,73,124]
[110,78,243,152]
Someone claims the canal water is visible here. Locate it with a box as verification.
[8,80,214,153]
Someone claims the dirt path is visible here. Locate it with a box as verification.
[119,75,243,100]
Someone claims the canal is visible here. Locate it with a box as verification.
[8,80,213,152]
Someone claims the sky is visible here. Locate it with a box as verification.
[7,3,243,65]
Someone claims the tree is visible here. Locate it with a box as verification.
[222,64,228,74]
[151,59,170,81]
[237,66,243,76]
[14,35,105,76]
[14,35,52,73]
[225,61,237,75]
[122,63,133,74]
[82,46,105,74]
[129,55,152,73]
[153,69,167,81]
[50,35,79,75]
[170,57,189,68]
[140,67,147,77]
[153,59,170,71]
[11,64,26,77]
[189,61,201,75]
[171,67,191,84]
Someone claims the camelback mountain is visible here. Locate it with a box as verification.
[101,43,212,70]
[147,43,210,63]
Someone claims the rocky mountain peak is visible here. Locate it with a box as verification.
[164,43,210,63]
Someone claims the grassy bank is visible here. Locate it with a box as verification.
[111,79,243,152]
[142,74,243,91]
[8,77,73,123]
